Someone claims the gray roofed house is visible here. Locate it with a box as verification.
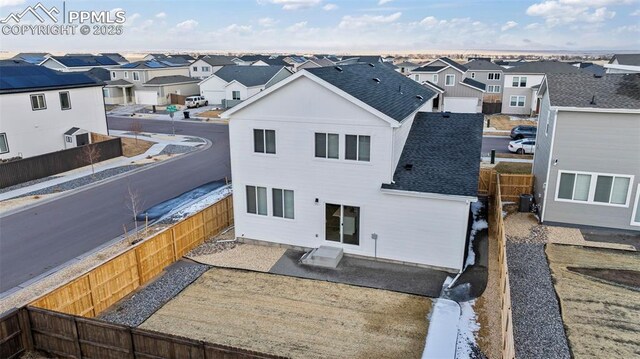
[382,112,483,197]
[81,67,111,82]
[200,55,237,66]
[605,53,640,74]
[39,55,120,72]
[396,61,419,74]
[10,52,50,64]
[532,72,640,231]
[305,63,436,122]
[503,61,583,74]
[438,57,468,73]
[100,53,128,64]
[143,75,199,86]
[412,65,446,72]
[462,77,486,91]
[0,61,102,94]
[189,56,238,79]
[464,59,504,71]
[213,65,289,87]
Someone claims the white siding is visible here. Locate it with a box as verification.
[200,75,228,105]
[228,76,470,270]
[0,86,108,159]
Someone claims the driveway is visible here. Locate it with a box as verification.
[481,135,510,155]
[0,117,230,294]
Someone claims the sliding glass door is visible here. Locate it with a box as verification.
[325,203,360,245]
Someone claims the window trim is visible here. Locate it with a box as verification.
[555,170,634,208]
[246,185,268,216]
[124,71,128,79]
[445,74,455,86]
[488,72,501,81]
[202,66,210,72]
[432,74,438,83]
[345,134,371,162]
[314,132,339,159]
[132,71,140,81]
[232,90,241,100]
[509,95,525,107]
[0,133,9,154]
[111,71,116,79]
[253,129,276,154]
[59,91,71,110]
[272,188,295,220]
[192,66,198,72]
[470,72,475,79]
[30,93,47,111]
[631,184,640,226]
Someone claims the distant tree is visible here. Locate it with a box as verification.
[125,185,144,242]
[129,120,143,144]
[77,144,102,178]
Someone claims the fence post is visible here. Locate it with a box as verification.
[71,315,83,358]
[18,308,34,352]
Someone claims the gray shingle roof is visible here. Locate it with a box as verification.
[382,112,483,197]
[462,77,486,91]
[464,59,504,71]
[423,81,444,92]
[504,61,583,74]
[305,64,436,123]
[144,75,198,85]
[545,73,640,109]
[609,54,640,66]
[199,56,237,66]
[100,53,128,63]
[412,65,446,72]
[105,79,133,86]
[439,57,468,72]
[213,65,286,87]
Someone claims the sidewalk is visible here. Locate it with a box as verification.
[0,132,206,203]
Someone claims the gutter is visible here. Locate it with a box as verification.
[380,187,478,203]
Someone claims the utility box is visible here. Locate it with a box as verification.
[519,194,534,212]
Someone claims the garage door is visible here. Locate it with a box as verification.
[202,90,224,106]
[443,97,479,113]
[135,90,159,105]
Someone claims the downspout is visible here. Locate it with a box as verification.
[447,199,472,289]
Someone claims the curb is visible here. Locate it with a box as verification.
[0,138,212,218]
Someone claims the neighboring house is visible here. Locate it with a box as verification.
[604,54,640,74]
[238,55,291,68]
[39,55,120,72]
[104,60,195,105]
[569,62,605,76]
[198,65,292,107]
[189,56,237,79]
[532,73,640,231]
[0,61,107,159]
[143,53,193,65]
[410,57,486,113]
[295,57,335,71]
[463,59,504,103]
[494,58,527,69]
[10,52,50,64]
[100,53,129,65]
[396,61,419,74]
[220,63,484,272]
[501,61,583,115]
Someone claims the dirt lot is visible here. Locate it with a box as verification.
[493,162,532,174]
[198,110,223,118]
[486,114,537,131]
[140,268,431,359]
[120,137,155,157]
[546,244,640,358]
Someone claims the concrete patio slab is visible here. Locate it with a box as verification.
[269,250,449,297]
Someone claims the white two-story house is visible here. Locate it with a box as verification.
[221,64,484,271]
[189,55,238,79]
[0,61,108,160]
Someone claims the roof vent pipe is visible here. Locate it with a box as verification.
[442,111,451,118]
[334,66,343,72]
[404,164,413,171]
[369,63,375,67]
[373,78,380,83]
[416,95,424,101]
[590,94,596,105]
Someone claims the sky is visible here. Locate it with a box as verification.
[1,0,639,53]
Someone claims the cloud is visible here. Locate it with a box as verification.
[419,16,439,27]
[221,23,253,34]
[131,19,154,32]
[286,21,307,31]
[323,3,338,11]
[631,9,640,15]
[258,0,322,10]
[155,12,166,19]
[525,22,541,29]
[175,19,199,32]
[0,0,25,7]
[614,24,640,32]
[339,12,402,29]
[378,0,394,4]
[127,13,141,24]
[258,17,279,27]
[501,20,518,31]
[527,0,618,25]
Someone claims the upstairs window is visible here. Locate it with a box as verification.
[232,91,241,100]
[30,94,46,110]
[202,66,210,72]
[133,72,140,81]
[315,132,339,159]
[512,76,527,87]
[254,129,276,154]
[111,71,116,79]
[192,66,198,72]
[432,74,438,83]
[59,91,71,110]
[489,72,501,80]
[124,71,128,79]
[510,95,525,107]
[445,74,455,86]
[470,72,475,79]
[345,135,370,162]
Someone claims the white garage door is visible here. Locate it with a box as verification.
[202,90,225,106]
[135,90,158,105]
[443,97,479,113]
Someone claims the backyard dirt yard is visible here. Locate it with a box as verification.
[486,114,537,131]
[120,136,155,157]
[198,110,223,118]
[546,244,640,358]
[140,268,432,359]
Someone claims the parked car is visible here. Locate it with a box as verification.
[185,96,208,108]
[510,125,537,139]
[508,138,536,154]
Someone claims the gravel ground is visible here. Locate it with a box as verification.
[506,243,570,359]
[546,225,636,251]
[98,261,209,327]
[16,165,144,198]
[184,137,206,143]
[0,176,60,194]
[188,243,286,272]
[159,145,196,156]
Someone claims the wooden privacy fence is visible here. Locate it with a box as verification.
[30,195,234,318]
[490,176,516,359]
[478,168,533,202]
[0,138,123,189]
[1,306,283,359]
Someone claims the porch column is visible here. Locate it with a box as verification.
[122,86,128,105]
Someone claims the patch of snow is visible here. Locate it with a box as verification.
[509,115,538,122]
[455,300,480,359]
[465,202,488,269]
[422,299,461,359]
[165,185,232,221]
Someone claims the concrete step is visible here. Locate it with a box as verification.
[300,246,343,268]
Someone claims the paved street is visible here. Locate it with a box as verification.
[0,117,230,294]
[481,136,511,155]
